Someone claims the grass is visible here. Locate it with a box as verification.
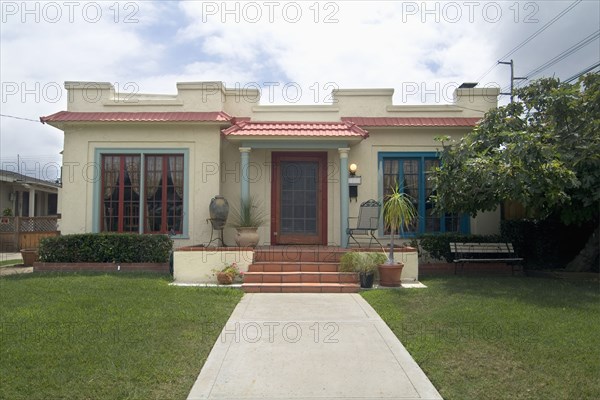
[0,259,21,268]
[362,276,600,400]
[0,273,243,399]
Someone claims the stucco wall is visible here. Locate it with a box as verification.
[60,123,222,247]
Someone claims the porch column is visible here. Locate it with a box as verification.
[339,148,350,248]
[28,188,36,217]
[239,147,251,205]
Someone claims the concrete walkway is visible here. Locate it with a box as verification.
[0,253,30,277]
[187,293,442,400]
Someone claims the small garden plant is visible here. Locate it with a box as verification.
[212,262,243,284]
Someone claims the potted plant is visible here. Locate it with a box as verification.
[379,184,418,287]
[1,207,12,224]
[340,252,387,288]
[20,248,39,267]
[229,197,267,248]
[213,262,243,285]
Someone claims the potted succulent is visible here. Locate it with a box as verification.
[379,184,418,287]
[229,197,267,248]
[340,252,387,288]
[213,262,243,285]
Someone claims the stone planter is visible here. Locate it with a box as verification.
[235,227,260,248]
[378,262,404,287]
[209,195,229,230]
[20,248,39,267]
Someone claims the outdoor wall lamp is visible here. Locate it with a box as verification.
[349,163,358,176]
[348,163,361,202]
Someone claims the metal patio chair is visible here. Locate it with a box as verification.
[347,199,383,248]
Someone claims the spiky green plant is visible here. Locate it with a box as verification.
[229,197,267,228]
[383,185,418,264]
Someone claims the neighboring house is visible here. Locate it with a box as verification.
[0,169,59,217]
[41,81,500,248]
[0,169,60,252]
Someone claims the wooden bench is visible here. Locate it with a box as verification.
[449,242,523,275]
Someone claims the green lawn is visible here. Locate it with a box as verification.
[363,276,600,400]
[0,259,21,268]
[0,273,243,399]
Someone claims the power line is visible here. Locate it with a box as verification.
[515,30,599,88]
[476,0,582,82]
[564,62,600,83]
[0,114,41,123]
[500,30,600,93]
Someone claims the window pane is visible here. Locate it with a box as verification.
[101,155,140,233]
[402,160,419,234]
[382,156,464,236]
[144,154,184,234]
[424,159,439,233]
[102,155,120,232]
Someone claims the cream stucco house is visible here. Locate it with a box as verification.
[41,81,500,252]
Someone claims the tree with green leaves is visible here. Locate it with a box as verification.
[432,73,599,271]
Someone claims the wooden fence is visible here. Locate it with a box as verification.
[0,216,60,252]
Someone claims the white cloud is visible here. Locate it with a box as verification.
[1,0,598,169]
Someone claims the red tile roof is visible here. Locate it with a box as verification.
[40,111,232,123]
[222,121,369,138]
[341,117,481,127]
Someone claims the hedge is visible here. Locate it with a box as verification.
[501,219,596,270]
[418,233,502,263]
[418,219,596,269]
[39,233,173,263]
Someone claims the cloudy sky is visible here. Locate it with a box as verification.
[1,0,598,180]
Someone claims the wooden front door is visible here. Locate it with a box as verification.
[271,152,327,245]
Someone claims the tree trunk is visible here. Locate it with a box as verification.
[566,225,599,272]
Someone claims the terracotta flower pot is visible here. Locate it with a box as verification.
[235,227,260,247]
[20,248,39,267]
[378,262,404,287]
[217,272,234,285]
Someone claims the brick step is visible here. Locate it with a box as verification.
[253,248,345,263]
[242,283,360,293]
[243,271,359,284]
[248,262,339,273]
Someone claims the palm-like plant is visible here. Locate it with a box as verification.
[229,197,267,228]
[383,184,418,264]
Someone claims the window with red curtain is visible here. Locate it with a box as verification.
[144,155,184,234]
[100,154,184,234]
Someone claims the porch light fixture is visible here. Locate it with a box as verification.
[349,163,358,176]
[348,163,361,202]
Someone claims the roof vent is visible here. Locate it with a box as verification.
[459,82,478,89]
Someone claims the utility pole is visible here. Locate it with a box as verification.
[498,59,527,102]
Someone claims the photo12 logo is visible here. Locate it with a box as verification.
[400,1,540,24]
[1,81,139,104]
[1,1,139,24]
[199,1,340,24]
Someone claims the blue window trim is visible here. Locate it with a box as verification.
[377,152,470,237]
[92,148,190,239]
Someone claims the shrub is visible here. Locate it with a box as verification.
[419,233,502,263]
[39,233,173,263]
[340,252,388,274]
[501,219,596,269]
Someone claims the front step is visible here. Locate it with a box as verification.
[242,248,359,293]
[243,283,360,293]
